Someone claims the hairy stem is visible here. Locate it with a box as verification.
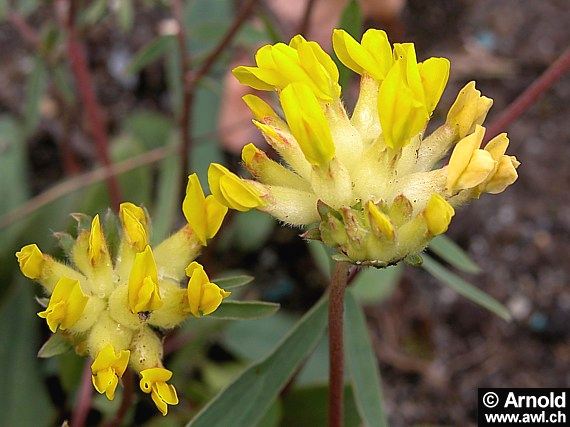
[328,261,350,427]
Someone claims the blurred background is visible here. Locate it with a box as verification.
[0,0,568,425]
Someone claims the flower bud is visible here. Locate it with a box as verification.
[128,246,162,314]
[366,201,395,240]
[16,244,45,279]
[424,194,455,235]
[88,215,108,266]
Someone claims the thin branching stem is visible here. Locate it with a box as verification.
[57,0,122,210]
[72,361,93,427]
[328,261,350,427]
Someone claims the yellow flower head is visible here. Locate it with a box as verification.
[16,244,45,279]
[38,277,87,333]
[208,163,264,212]
[128,245,162,313]
[184,262,230,317]
[232,35,340,101]
[224,28,518,265]
[91,344,130,400]
[119,202,149,252]
[139,367,179,416]
[183,173,228,246]
[88,215,107,265]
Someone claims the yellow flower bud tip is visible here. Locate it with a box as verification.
[16,243,45,279]
[88,215,107,265]
[91,344,130,401]
[242,95,278,121]
[484,133,510,160]
[207,163,264,212]
[279,82,335,167]
[139,367,179,416]
[183,173,228,246]
[424,194,455,235]
[185,262,230,317]
[447,81,494,138]
[38,277,88,333]
[119,202,148,252]
[128,245,162,314]
[366,201,395,240]
[485,155,520,194]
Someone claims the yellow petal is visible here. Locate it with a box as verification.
[242,95,278,121]
[485,155,520,194]
[424,194,455,235]
[208,163,264,212]
[455,149,495,191]
[231,66,275,91]
[484,133,509,161]
[204,195,228,240]
[139,367,173,392]
[418,57,450,113]
[38,277,87,332]
[186,262,209,317]
[183,173,207,245]
[88,215,107,265]
[447,81,494,138]
[155,382,179,405]
[128,246,161,313]
[279,83,335,167]
[366,201,394,240]
[361,29,393,79]
[378,62,428,150]
[446,125,485,192]
[119,203,148,252]
[16,244,45,279]
[200,282,230,315]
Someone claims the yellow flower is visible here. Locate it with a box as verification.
[366,201,395,240]
[232,35,340,101]
[119,202,148,252]
[139,367,179,416]
[208,163,264,212]
[446,125,496,194]
[447,81,493,138]
[91,344,130,400]
[128,245,162,313]
[280,83,335,167]
[16,244,45,279]
[332,28,393,81]
[184,262,230,317]
[182,173,228,246]
[38,277,88,333]
[88,215,107,265]
[378,43,450,149]
[424,194,455,235]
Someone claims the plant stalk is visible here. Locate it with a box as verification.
[328,261,350,427]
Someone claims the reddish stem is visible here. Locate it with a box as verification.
[328,261,350,427]
[298,0,317,35]
[72,361,93,427]
[59,0,122,210]
[485,48,570,142]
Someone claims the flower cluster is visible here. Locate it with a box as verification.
[210,29,519,266]
[16,174,229,415]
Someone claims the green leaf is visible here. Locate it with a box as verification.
[421,254,511,321]
[115,0,134,32]
[0,284,54,425]
[307,240,333,278]
[208,301,280,320]
[37,333,72,358]
[187,297,328,427]
[80,0,107,26]
[152,151,181,243]
[231,210,275,252]
[23,56,48,136]
[281,385,361,427]
[212,274,254,289]
[351,264,402,304]
[429,235,481,274]
[345,291,388,427]
[336,0,362,90]
[127,35,176,75]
